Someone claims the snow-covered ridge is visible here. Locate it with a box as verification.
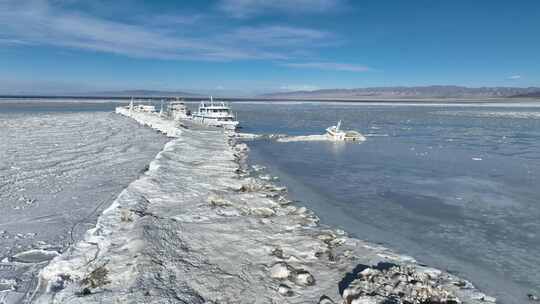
[115,107,181,137]
[31,109,495,303]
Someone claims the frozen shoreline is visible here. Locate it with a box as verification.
[30,108,495,303]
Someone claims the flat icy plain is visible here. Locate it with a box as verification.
[0,111,168,302]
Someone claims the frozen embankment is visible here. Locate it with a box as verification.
[31,108,494,304]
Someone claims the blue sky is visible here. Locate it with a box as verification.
[1,0,539,95]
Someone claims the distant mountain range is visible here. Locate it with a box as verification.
[85,90,201,97]
[4,86,539,100]
[259,86,540,100]
[511,90,540,98]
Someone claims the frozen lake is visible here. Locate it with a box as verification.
[1,99,539,303]
[235,101,540,304]
[0,102,168,300]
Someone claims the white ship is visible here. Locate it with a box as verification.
[191,97,239,130]
[128,98,156,113]
[168,100,190,120]
[326,120,365,141]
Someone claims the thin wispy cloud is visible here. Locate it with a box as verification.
[508,75,522,80]
[0,0,367,76]
[226,25,333,47]
[144,14,204,27]
[283,62,371,72]
[0,1,333,61]
[218,0,345,18]
[0,38,31,45]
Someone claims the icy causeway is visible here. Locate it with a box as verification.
[30,109,495,304]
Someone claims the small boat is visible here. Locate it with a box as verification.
[191,96,239,130]
[128,98,156,113]
[168,99,191,120]
[326,120,364,141]
[135,104,156,113]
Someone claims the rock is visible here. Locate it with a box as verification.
[270,262,292,279]
[271,247,285,259]
[81,265,111,289]
[47,275,66,292]
[340,263,462,304]
[215,208,241,217]
[233,143,249,152]
[319,295,335,304]
[335,229,347,236]
[318,233,336,243]
[277,284,293,296]
[277,197,293,205]
[0,279,17,292]
[237,181,262,192]
[351,296,381,304]
[207,195,233,207]
[266,185,286,192]
[294,270,315,286]
[528,293,540,301]
[251,165,266,172]
[418,266,442,280]
[78,287,92,296]
[471,293,496,303]
[359,267,378,277]
[120,209,134,222]
[250,207,276,217]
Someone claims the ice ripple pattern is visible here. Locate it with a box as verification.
[0,111,168,303]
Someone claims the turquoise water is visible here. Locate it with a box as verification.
[237,102,540,304]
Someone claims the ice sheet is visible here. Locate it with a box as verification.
[0,111,168,302]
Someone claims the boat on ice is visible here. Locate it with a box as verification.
[168,99,191,121]
[128,98,156,113]
[191,97,239,130]
[326,120,365,141]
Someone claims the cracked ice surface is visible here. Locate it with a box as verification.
[33,109,493,304]
[0,111,168,303]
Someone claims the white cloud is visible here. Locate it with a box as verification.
[144,14,203,26]
[0,38,31,45]
[225,25,333,47]
[283,62,370,72]
[280,84,320,91]
[0,1,334,61]
[218,0,344,18]
[508,75,521,80]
